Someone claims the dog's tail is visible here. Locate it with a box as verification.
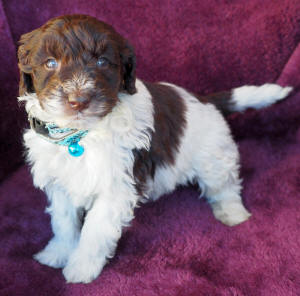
[198,84,293,115]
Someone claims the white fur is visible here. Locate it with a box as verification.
[149,83,251,226]
[20,80,291,283]
[63,73,95,93]
[232,84,293,111]
[34,184,81,268]
[22,79,154,283]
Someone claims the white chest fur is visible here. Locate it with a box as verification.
[22,80,154,208]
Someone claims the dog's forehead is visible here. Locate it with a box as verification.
[44,15,117,37]
[36,16,121,60]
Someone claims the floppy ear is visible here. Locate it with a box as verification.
[120,41,136,94]
[18,71,34,96]
[17,29,39,95]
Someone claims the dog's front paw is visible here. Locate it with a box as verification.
[34,238,76,268]
[211,201,251,226]
[63,250,106,283]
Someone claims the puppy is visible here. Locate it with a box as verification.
[18,15,292,283]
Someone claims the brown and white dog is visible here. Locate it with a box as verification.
[18,15,292,283]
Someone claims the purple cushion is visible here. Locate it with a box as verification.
[0,0,300,295]
[0,1,26,180]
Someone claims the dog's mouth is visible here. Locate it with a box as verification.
[43,90,115,130]
[45,107,104,130]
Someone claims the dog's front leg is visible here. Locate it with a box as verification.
[62,193,136,283]
[34,184,82,268]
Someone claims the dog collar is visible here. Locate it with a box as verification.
[28,114,88,157]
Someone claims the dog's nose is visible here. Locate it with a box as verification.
[68,96,89,110]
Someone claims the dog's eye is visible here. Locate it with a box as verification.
[96,57,109,67]
[45,59,58,69]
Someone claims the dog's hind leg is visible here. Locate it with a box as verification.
[207,181,251,227]
[194,139,251,226]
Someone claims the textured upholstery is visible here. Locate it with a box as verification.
[0,1,300,295]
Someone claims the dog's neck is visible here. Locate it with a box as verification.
[27,113,89,157]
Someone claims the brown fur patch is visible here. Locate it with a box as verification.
[196,91,233,116]
[133,82,186,196]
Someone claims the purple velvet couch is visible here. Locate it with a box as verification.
[1,1,300,295]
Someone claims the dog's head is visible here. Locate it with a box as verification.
[18,15,136,128]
